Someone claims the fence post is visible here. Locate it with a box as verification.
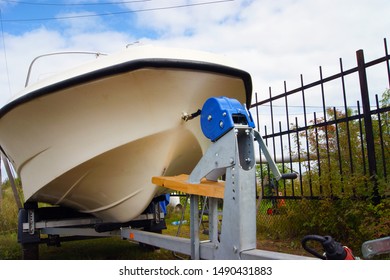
[356,49,380,204]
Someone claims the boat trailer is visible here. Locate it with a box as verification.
[17,96,313,260]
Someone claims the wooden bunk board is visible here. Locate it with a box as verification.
[152,174,224,199]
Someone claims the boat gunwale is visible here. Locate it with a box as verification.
[0,58,253,119]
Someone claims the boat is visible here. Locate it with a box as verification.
[0,45,252,223]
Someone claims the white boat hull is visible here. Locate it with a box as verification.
[0,46,252,222]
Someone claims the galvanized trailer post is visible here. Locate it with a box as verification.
[188,125,258,259]
[124,97,311,260]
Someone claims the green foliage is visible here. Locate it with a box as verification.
[257,89,390,257]
[0,233,20,259]
[258,197,390,256]
[286,197,389,255]
[288,89,390,198]
[0,179,22,234]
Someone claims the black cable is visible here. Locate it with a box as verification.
[1,0,235,22]
[0,9,12,97]
[1,0,152,6]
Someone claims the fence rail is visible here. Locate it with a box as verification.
[251,38,390,204]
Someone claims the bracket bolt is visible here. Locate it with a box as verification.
[219,121,224,128]
[208,115,212,121]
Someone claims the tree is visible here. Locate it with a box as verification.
[292,89,390,199]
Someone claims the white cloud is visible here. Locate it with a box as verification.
[125,0,389,87]
[0,23,134,105]
[0,0,389,107]
[56,11,108,35]
[124,0,245,36]
[0,28,67,103]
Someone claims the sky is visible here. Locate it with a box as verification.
[0,0,389,109]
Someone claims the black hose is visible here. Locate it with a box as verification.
[302,235,348,260]
[301,235,328,259]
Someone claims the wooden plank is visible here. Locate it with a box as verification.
[152,174,224,199]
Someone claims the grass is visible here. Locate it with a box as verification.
[0,233,177,260]
[0,233,20,259]
[0,202,309,260]
[39,237,175,260]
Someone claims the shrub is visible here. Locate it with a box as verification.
[258,197,390,257]
[0,180,22,234]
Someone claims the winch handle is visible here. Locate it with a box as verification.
[254,130,298,181]
[280,173,298,180]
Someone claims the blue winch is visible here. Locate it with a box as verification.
[200,96,255,142]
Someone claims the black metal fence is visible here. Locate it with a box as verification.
[251,38,390,206]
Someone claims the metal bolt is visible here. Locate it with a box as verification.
[219,121,224,128]
[208,115,212,121]
[245,129,250,135]
[230,158,234,164]
[222,112,227,117]
[245,157,252,163]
